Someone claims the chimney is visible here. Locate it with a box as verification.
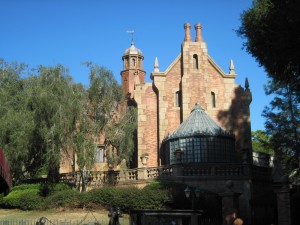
[184,23,192,42]
[195,23,203,42]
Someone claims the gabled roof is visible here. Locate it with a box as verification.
[166,103,232,140]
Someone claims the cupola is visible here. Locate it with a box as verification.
[121,37,146,97]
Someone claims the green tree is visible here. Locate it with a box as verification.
[84,63,137,168]
[105,105,137,167]
[0,60,138,186]
[0,59,34,182]
[252,130,273,155]
[238,0,300,177]
[262,79,300,172]
[238,0,300,96]
[0,61,89,183]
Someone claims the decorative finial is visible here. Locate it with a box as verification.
[191,102,204,112]
[245,77,249,89]
[126,30,135,45]
[229,59,235,74]
[154,57,159,72]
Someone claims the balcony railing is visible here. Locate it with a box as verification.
[59,161,272,188]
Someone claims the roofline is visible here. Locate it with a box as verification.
[208,55,237,79]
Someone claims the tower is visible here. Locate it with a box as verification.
[121,37,146,98]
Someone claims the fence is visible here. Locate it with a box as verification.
[0,219,102,225]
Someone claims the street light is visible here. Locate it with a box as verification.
[184,186,201,210]
[108,206,122,225]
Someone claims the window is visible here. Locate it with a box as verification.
[95,146,105,163]
[132,58,136,67]
[211,92,216,108]
[193,54,199,69]
[176,91,182,107]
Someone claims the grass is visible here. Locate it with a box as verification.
[0,208,129,225]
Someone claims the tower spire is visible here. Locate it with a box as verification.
[154,57,159,72]
[229,59,235,75]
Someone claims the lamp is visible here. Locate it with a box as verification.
[174,149,183,164]
[184,186,201,210]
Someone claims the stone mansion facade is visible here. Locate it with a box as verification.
[121,23,252,168]
[59,23,295,225]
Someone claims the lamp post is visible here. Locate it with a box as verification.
[184,186,201,210]
[108,206,122,225]
[174,149,183,164]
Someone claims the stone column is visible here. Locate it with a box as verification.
[220,181,240,225]
[275,181,291,225]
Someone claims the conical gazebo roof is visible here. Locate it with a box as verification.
[166,103,231,140]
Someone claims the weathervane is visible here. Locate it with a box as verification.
[126,30,135,44]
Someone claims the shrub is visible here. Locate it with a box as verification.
[84,186,170,212]
[1,183,170,211]
[1,189,42,209]
[11,183,40,191]
[43,189,80,209]
[19,190,43,210]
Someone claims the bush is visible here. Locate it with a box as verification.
[43,189,80,209]
[11,183,40,191]
[84,186,170,212]
[1,189,42,209]
[1,183,170,211]
[19,190,43,210]
[39,182,72,197]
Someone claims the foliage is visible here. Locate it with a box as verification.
[84,62,137,168]
[251,130,273,155]
[1,189,41,209]
[39,182,71,197]
[18,190,42,210]
[238,0,300,96]
[43,189,80,209]
[84,186,170,212]
[105,106,137,166]
[11,183,40,191]
[0,59,137,187]
[0,61,83,183]
[262,80,300,173]
[238,0,300,178]
[0,183,170,212]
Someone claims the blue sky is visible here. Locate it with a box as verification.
[0,0,271,131]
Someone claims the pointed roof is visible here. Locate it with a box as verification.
[166,103,232,140]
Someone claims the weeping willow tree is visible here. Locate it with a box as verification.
[0,61,81,183]
[0,60,137,188]
[84,63,137,169]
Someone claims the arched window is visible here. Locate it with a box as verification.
[211,92,216,108]
[193,54,199,69]
[132,58,136,67]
